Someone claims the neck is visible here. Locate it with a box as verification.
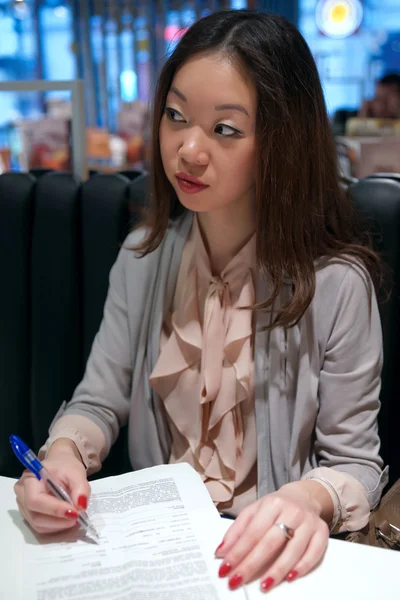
[197,202,256,275]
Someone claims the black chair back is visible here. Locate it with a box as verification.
[350,176,400,483]
[0,171,133,477]
[30,172,82,447]
[0,173,35,475]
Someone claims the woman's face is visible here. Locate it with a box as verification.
[159,53,257,216]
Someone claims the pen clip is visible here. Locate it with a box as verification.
[9,435,43,480]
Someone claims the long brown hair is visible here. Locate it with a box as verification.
[134,9,382,329]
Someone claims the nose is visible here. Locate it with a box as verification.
[178,127,209,167]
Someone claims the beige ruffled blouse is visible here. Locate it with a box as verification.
[149,217,258,515]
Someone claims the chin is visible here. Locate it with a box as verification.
[173,188,210,213]
[177,197,213,214]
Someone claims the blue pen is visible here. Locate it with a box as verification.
[9,434,99,540]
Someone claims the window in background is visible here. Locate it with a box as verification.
[134,8,151,103]
[39,3,76,88]
[104,14,120,132]
[231,0,248,8]
[299,0,400,115]
[89,12,102,127]
[0,0,39,125]
[0,0,76,125]
[120,8,137,103]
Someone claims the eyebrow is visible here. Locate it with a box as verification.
[169,86,250,118]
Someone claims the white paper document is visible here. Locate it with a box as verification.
[1,464,246,600]
[1,464,400,600]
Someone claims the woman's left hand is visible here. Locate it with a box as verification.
[215,481,330,593]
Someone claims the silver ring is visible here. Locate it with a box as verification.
[275,522,295,540]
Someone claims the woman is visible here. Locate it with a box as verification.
[15,9,387,593]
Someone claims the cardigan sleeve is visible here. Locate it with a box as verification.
[38,412,106,475]
[309,263,388,531]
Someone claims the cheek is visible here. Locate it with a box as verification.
[220,141,256,189]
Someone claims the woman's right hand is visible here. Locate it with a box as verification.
[14,438,91,534]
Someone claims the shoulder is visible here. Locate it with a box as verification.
[121,224,152,259]
[110,212,193,292]
[309,256,382,347]
[313,255,382,353]
[314,256,373,303]
[311,256,377,346]
[119,211,193,262]
[122,211,193,256]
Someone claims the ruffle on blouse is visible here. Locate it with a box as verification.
[150,219,256,504]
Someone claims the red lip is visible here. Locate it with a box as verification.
[175,172,209,195]
[176,172,207,186]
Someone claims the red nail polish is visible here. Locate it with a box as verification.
[286,570,298,582]
[261,577,275,592]
[77,495,88,510]
[218,562,232,578]
[228,574,243,590]
[65,509,79,520]
[215,541,224,554]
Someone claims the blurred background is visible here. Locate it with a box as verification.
[0,0,399,177]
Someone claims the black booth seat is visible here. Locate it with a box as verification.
[0,173,36,476]
[0,171,132,477]
[30,172,82,448]
[350,175,400,484]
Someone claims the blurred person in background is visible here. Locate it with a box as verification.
[358,73,400,119]
[332,73,400,135]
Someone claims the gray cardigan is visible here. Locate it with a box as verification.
[56,212,387,513]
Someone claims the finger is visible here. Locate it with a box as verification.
[48,462,92,511]
[223,512,307,590]
[16,491,79,534]
[256,522,315,592]
[15,478,42,519]
[215,501,260,557]
[16,496,77,535]
[29,524,75,535]
[14,469,42,497]
[23,475,79,519]
[285,522,329,581]
[65,469,91,511]
[220,499,299,579]
[16,496,29,523]
[24,509,79,534]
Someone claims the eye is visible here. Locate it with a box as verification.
[165,107,186,123]
[214,123,242,137]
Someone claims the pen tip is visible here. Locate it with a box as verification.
[89,528,100,540]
